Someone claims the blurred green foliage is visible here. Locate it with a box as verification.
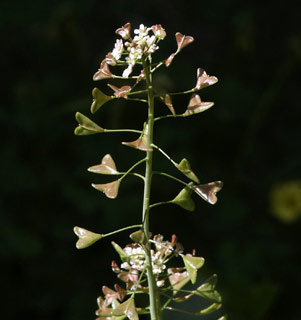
[1,0,300,319]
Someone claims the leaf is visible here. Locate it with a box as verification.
[181,254,205,284]
[170,183,195,212]
[74,112,104,135]
[195,68,218,90]
[217,315,228,320]
[73,226,103,249]
[113,298,138,320]
[91,87,112,114]
[175,32,194,51]
[176,158,200,183]
[111,241,128,262]
[92,180,120,199]
[192,181,223,205]
[195,274,222,303]
[88,154,119,175]
[183,94,214,116]
[163,94,176,115]
[195,303,222,315]
[168,269,191,294]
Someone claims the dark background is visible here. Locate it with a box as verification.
[1,0,300,319]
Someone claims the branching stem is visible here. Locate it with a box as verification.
[119,158,146,182]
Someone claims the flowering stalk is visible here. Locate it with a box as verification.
[73,22,227,320]
[142,58,162,320]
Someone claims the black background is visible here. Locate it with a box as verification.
[1,0,300,319]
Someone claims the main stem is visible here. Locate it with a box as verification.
[142,59,162,320]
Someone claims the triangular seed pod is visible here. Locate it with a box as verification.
[74,112,104,135]
[88,154,119,175]
[192,181,223,205]
[176,158,200,183]
[92,180,121,199]
[91,87,113,114]
[73,226,103,249]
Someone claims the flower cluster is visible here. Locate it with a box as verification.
[98,23,166,79]
[120,234,178,276]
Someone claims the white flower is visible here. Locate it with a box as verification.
[155,28,166,40]
[121,245,146,271]
[122,65,133,77]
[151,250,166,274]
[112,39,123,61]
[134,24,148,37]
[120,262,130,270]
[146,35,156,46]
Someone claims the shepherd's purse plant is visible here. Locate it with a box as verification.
[73,22,226,320]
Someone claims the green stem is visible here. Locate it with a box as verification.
[167,88,195,96]
[149,201,171,209]
[151,61,164,73]
[127,89,148,96]
[164,306,195,315]
[153,171,189,188]
[104,129,142,134]
[154,114,185,122]
[151,144,178,166]
[127,98,148,103]
[119,158,146,182]
[142,58,162,320]
[102,224,142,238]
